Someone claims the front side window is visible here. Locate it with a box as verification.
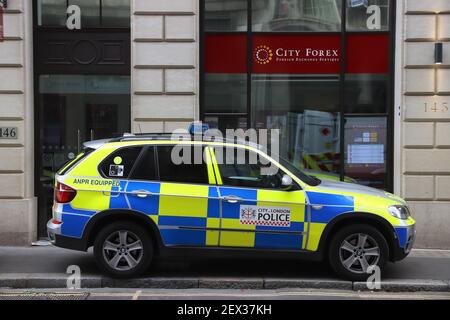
[157,146,209,185]
[214,147,285,189]
[100,146,142,179]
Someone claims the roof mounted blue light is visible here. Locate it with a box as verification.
[189,122,209,135]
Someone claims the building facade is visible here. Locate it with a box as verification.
[0,0,449,248]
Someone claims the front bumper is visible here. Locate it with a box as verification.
[404,224,416,255]
[392,224,416,262]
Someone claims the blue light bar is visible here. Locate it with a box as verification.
[189,122,209,134]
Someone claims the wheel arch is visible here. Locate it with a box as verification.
[82,209,163,252]
[317,212,399,262]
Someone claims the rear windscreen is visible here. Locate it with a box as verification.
[57,148,94,175]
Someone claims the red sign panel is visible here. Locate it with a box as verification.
[204,33,389,75]
[0,6,4,42]
[346,34,389,74]
[252,34,341,74]
[204,33,247,74]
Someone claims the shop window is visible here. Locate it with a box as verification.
[251,75,341,176]
[37,0,130,28]
[345,74,387,114]
[204,33,248,124]
[201,0,394,190]
[346,0,389,32]
[344,117,387,188]
[38,0,67,26]
[68,0,100,27]
[252,0,342,32]
[204,74,247,114]
[38,74,131,171]
[205,0,248,31]
[204,115,248,132]
[102,0,131,27]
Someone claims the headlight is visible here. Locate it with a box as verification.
[388,205,410,220]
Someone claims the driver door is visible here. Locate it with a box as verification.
[210,146,308,250]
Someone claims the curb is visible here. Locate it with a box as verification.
[103,277,199,289]
[353,280,450,292]
[199,278,264,289]
[0,274,449,293]
[0,274,101,289]
[264,278,353,291]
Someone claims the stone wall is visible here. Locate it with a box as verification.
[401,0,450,248]
[0,1,36,245]
[131,0,199,134]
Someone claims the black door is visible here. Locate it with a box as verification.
[34,0,131,237]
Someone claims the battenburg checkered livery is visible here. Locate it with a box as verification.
[47,132,416,281]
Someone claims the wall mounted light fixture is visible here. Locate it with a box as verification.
[435,43,443,65]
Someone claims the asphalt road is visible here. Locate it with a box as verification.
[0,246,449,281]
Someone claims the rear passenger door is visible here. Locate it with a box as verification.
[122,146,160,223]
[153,145,220,247]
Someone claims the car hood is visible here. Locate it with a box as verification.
[311,179,403,203]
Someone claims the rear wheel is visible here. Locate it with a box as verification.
[93,221,153,278]
[328,224,389,281]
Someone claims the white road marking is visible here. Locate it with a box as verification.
[132,290,142,300]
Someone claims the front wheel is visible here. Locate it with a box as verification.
[328,224,389,281]
[93,221,153,278]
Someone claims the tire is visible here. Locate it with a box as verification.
[328,224,389,281]
[93,221,153,278]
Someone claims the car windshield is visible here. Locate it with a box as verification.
[277,157,321,187]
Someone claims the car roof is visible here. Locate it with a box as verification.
[83,133,264,151]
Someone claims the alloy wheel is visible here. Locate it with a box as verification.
[339,233,380,274]
[102,230,144,271]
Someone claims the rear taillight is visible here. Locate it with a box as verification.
[55,182,77,203]
[51,219,62,225]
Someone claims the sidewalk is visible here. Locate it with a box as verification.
[0,246,449,292]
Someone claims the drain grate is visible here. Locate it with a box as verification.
[0,292,89,300]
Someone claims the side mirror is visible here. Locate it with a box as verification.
[281,174,293,190]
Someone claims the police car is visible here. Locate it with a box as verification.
[47,126,416,280]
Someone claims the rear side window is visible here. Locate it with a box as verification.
[130,147,157,181]
[100,146,143,179]
[57,148,94,175]
[157,145,209,184]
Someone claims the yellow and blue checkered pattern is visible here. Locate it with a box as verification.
[56,141,415,253]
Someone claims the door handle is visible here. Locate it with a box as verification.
[222,195,243,204]
[130,190,152,198]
